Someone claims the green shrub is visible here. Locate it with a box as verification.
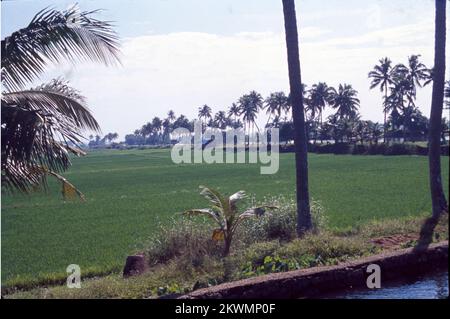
[144,217,222,267]
[239,196,327,243]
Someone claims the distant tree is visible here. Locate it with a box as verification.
[162,118,172,143]
[167,110,176,123]
[367,121,383,144]
[264,92,289,126]
[141,122,153,141]
[238,91,263,144]
[369,57,395,143]
[308,82,334,126]
[228,103,241,123]
[395,55,430,98]
[279,121,295,145]
[330,84,360,119]
[198,105,212,129]
[213,111,228,130]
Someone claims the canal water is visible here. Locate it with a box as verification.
[324,271,448,299]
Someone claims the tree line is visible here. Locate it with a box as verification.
[124,63,450,146]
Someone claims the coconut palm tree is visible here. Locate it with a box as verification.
[141,122,153,141]
[367,121,383,144]
[330,84,360,119]
[162,118,172,143]
[184,186,276,256]
[1,6,120,197]
[213,111,228,130]
[228,103,241,123]
[394,55,430,101]
[198,104,212,129]
[238,91,263,145]
[282,0,312,236]
[423,67,435,87]
[416,0,448,252]
[308,82,334,127]
[264,92,289,126]
[369,57,395,143]
[167,110,176,123]
[428,0,448,219]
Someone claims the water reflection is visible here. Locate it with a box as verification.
[325,271,448,299]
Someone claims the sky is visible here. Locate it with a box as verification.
[1,0,449,140]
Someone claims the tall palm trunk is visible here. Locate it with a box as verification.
[429,0,448,219]
[384,86,387,144]
[282,0,312,236]
[416,0,448,252]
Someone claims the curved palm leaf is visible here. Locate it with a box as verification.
[1,79,99,194]
[183,209,223,228]
[1,5,120,91]
[229,190,246,207]
[199,185,231,217]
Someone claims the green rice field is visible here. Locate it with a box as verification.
[1,149,448,286]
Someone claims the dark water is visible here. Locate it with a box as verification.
[325,271,449,299]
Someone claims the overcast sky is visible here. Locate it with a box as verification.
[2,0,449,140]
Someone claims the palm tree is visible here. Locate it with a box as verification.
[198,104,212,129]
[228,103,240,122]
[1,6,120,197]
[141,122,153,141]
[213,111,228,130]
[282,0,312,236]
[417,0,448,252]
[428,0,448,219]
[167,110,176,123]
[238,91,263,145]
[330,84,360,119]
[308,82,334,127]
[369,57,395,143]
[424,67,435,87]
[162,118,172,143]
[365,121,383,144]
[396,55,430,98]
[264,92,289,126]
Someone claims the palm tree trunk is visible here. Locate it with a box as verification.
[282,0,312,236]
[384,86,387,144]
[428,0,448,220]
[320,111,323,144]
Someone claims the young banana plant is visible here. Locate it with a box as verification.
[184,186,277,256]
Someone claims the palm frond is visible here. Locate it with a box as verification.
[1,5,120,91]
[199,185,230,216]
[229,190,246,207]
[183,209,223,227]
[1,79,99,193]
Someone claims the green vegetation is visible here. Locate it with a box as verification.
[184,186,277,256]
[5,211,448,299]
[2,149,449,288]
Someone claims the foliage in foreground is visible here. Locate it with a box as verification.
[183,186,277,256]
[1,6,120,197]
[4,199,448,299]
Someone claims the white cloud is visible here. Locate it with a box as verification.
[66,19,447,140]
